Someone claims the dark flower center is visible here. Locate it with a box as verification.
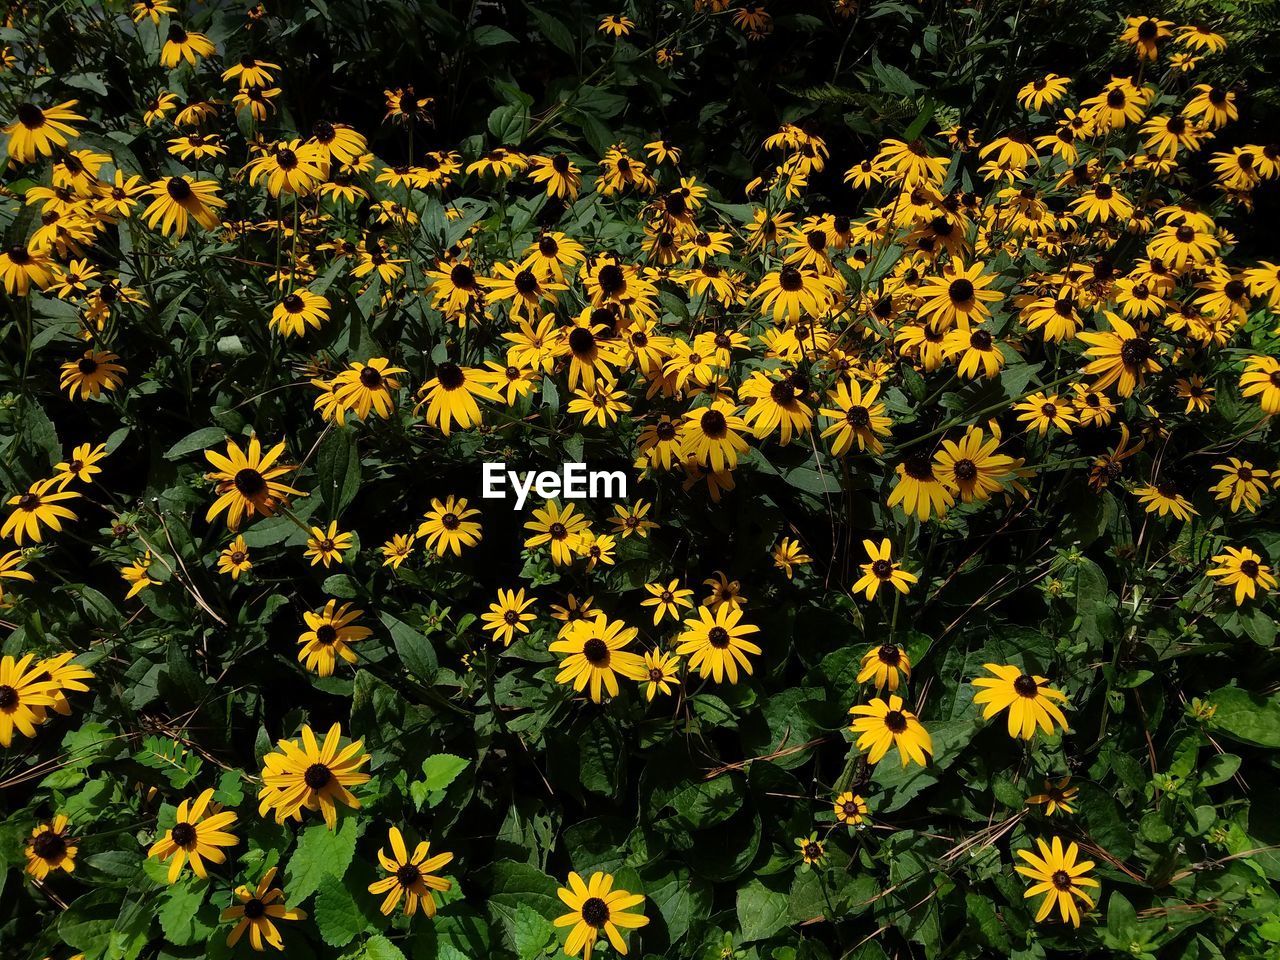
[436,363,465,390]
[313,120,335,141]
[770,381,796,405]
[1241,559,1260,578]
[1137,19,1158,40]
[451,264,476,288]
[16,102,45,128]
[275,148,298,169]
[359,366,383,387]
[569,327,596,355]
[779,266,804,292]
[441,513,460,529]
[397,863,422,886]
[167,24,188,43]
[170,822,197,847]
[871,561,893,580]
[16,494,39,511]
[581,896,610,927]
[884,710,908,733]
[841,800,862,818]
[700,409,728,438]
[1106,88,1126,108]
[1051,870,1073,890]
[1013,675,1039,697]
[234,468,268,497]
[32,830,66,860]
[282,294,304,312]
[315,624,338,646]
[804,842,822,859]
[1094,183,1113,200]
[903,451,935,481]
[597,264,625,294]
[656,420,677,441]
[1168,117,1187,136]
[846,405,870,428]
[78,356,99,374]
[243,898,267,919]
[539,235,559,256]
[550,523,568,539]
[665,192,687,216]
[514,269,538,294]
[1208,87,1227,106]
[969,329,993,350]
[1120,337,1151,365]
[166,177,193,201]
[0,685,16,709]
[1225,279,1246,300]
[708,627,731,649]
[649,667,664,682]
[948,278,975,303]
[304,763,332,789]
[582,638,610,665]
[952,458,977,482]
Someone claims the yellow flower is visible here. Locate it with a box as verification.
[257,723,370,829]
[121,551,158,599]
[480,588,537,646]
[848,695,932,767]
[304,520,354,568]
[972,664,1069,739]
[675,604,762,684]
[554,871,649,960]
[146,788,238,884]
[368,827,453,916]
[1205,546,1277,606]
[221,867,307,951]
[1015,836,1099,927]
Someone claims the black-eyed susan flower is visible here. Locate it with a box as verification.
[1027,776,1078,816]
[641,650,680,701]
[0,243,55,295]
[915,261,1003,331]
[1078,313,1160,396]
[257,723,370,829]
[4,101,85,163]
[146,788,238,884]
[1015,836,1098,927]
[1133,480,1197,521]
[1014,393,1078,435]
[554,871,648,960]
[217,536,252,579]
[1120,16,1173,60]
[481,588,537,646]
[549,613,648,702]
[972,663,1070,739]
[53,442,107,489]
[222,55,280,89]
[0,654,58,747]
[25,814,77,879]
[204,436,301,531]
[1017,74,1070,111]
[524,501,591,567]
[675,605,761,684]
[3,478,80,545]
[1239,355,1280,415]
[857,643,911,692]
[415,362,502,435]
[297,601,370,676]
[796,833,827,868]
[121,551,157,599]
[332,358,407,421]
[221,867,307,951]
[1206,546,1276,605]
[417,496,482,556]
[772,537,811,579]
[303,521,353,568]
[702,571,746,612]
[852,539,917,601]
[1210,459,1269,513]
[269,289,330,337]
[848,695,932,767]
[933,426,1016,502]
[608,501,657,539]
[641,579,694,625]
[598,14,634,36]
[141,176,226,237]
[834,791,869,827]
[680,400,750,472]
[886,450,954,521]
[380,534,415,569]
[368,827,453,917]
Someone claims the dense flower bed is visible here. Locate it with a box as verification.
[3,3,1280,960]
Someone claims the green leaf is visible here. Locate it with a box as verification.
[411,753,471,809]
[159,879,216,946]
[736,878,790,942]
[382,611,438,682]
[1208,687,1280,748]
[285,815,360,902]
[512,903,554,960]
[314,872,375,946]
[360,934,409,960]
[314,428,362,514]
